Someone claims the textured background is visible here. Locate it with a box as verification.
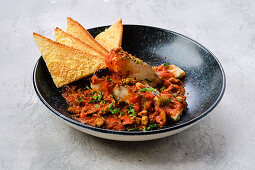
[1,0,255,169]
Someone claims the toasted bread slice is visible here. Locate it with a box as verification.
[55,27,106,62]
[66,17,108,55]
[95,19,123,51]
[33,32,105,88]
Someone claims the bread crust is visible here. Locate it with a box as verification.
[33,32,105,88]
[55,27,106,62]
[66,17,108,55]
[95,19,123,51]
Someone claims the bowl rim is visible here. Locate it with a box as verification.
[33,24,226,136]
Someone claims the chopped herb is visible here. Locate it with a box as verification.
[101,117,105,121]
[110,95,114,98]
[111,108,120,114]
[130,112,136,118]
[90,91,98,97]
[139,87,157,92]
[127,105,136,117]
[160,86,166,92]
[85,85,90,90]
[145,78,152,83]
[108,102,120,114]
[164,63,170,68]
[95,104,100,108]
[89,91,103,103]
[169,98,174,103]
[146,124,157,131]
[119,111,123,115]
[128,125,136,131]
[136,60,141,64]
[107,77,113,81]
[78,97,83,103]
[142,128,147,132]
[108,102,114,109]
[101,110,104,113]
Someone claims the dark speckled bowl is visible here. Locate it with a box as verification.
[33,25,226,141]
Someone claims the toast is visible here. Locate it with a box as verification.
[66,17,108,55]
[55,27,106,62]
[95,19,123,51]
[33,32,105,88]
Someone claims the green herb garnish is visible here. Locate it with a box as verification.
[160,86,166,92]
[164,63,170,68]
[139,87,157,92]
[136,60,141,64]
[127,105,136,117]
[145,78,152,83]
[128,125,136,131]
[169,98,174,103]
[146,124,157,131]
[101,117,105,121]
[108,102,113,109]
[108,102,120,114]
[78,97,83,103]
[95,104,100,108]
[107,77,113,81]
[90,91,99,97]
[119,111,123,115]
[89,91,103,103]
[85,85,90,90]
[111,108,120,114]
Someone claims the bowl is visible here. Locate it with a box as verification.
[33,25,226,141]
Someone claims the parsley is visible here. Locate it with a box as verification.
[164,63,170,68]
[160,86,166,92]
[101,117,105,121]
[90,91,98,97]
[169,98,174,103]
[127,105,136,117]
[119,111,123,115]
[108,102,113,109]
[85,85,90,90]
[111,108,120,114]
[128,125,136,131]
[139,87,157,92]
[108,102,120,114]
[145,78,152,83]
[95,104,100,108]
[142,128,147,132]
[146,124,157,131]
[89,91,103,103]
[78,97,83,102]
[136,60,141,64]
[107,77,113,81]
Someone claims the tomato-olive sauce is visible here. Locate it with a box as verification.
[62,64,187,131]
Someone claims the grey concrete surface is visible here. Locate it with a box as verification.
[1,0,255,169]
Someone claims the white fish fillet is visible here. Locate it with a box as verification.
[106,48,162,87]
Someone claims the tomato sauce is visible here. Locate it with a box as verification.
[62,64,187,131]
